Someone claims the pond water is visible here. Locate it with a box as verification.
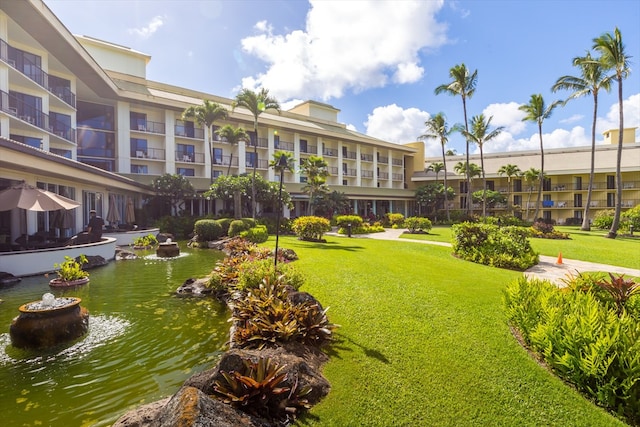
[0,246,227,426]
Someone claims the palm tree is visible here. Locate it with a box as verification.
[300,155,330,215]
[181,100,228,185]
[435,64,477,215]
[497,164,522,214]
[523,167,542,221]
[429,162,445,184]
[232,88,281,219]
[460,114,504,217]
[552,52,612,231]
[418,113,458,222]
[454,161,481,212]
[593,27,631,239]
[214,125,249,176]
[519,94,560,221]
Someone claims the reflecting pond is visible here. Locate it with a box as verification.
[0,245,227,426]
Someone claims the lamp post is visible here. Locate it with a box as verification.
[274,154,288,267]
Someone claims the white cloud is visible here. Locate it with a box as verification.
[240,0,447,101]
[559,114,583,124]
[482,102,526,135]
[128,15,165,39]
[364,103,431,147]
[596,93,640,135]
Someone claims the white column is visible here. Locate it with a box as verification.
[164,110,176,174]
[116,101,130,173]
[238,140,247,174]
[356,144,362,187]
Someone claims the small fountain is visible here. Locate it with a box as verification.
[9,293,89,349]
[156,238,180,258]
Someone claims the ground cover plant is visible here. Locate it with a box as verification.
[504,275,640,424]
[258,235,624,426]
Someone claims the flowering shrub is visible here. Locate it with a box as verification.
[334,215,363,228]
[291,216,331,241]
[386,213,405,228]
[593,209,615,229]
[530,220,570,239]
[452,222,538,270]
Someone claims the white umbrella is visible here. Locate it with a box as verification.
[0,183,80,211]
[106,194,121,225]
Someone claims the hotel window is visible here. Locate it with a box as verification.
[9,91,42,126]
[213,148,223,164]
[274,134,280,149]
[574,176,582,190]
[246,152,257,167]
[176,120,195,138]
[9,134,42,149]
[607,175,615,189]
[513,179,522,192]
[131,138,148,158]
[607,193,615,207]
[574,194,582,208]
[177,144,195,162]
[8,46,44,85]
[131,112,147,131]
[131,164,148,174]
[77,130,115,158]
[50,112,71,137]
[514,195,522,207]
[77,101,114,131]
[300,139,308,153]
[485,180,494,191]
[343,179,348,186]
[543,178,551,191]
[212,170,223,179]
[177,168,195,177]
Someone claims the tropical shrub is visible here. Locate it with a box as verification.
[334,215,363,229]
[404,216,432,233]
[213,356,311,422]
[257,217,291,235]
[452,222,538,270]
[504,276,640,425]
[592,209,615,229]
[216,218,233,236]
[622,204,640,232]
[386,213,405,228]
[240,225,269,244]
[132,233,158,247]
[54,255,89,281]
[153,215,196,239]
[230,277,336,348]
[234,258,305,292]
[530,220,570,239]
[291,216,331,241]
[229,220,250,237]
[194,219,223,242]
[241,218,257,228]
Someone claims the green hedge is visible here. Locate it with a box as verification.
[452,222,538,270]
[229,219,250,237]
[194,219,223,242]
[404,216,432,233]
[240,225,269,243]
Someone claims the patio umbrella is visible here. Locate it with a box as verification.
[125,197,135,224]
[0,183,80,211]
[106,194,121,225]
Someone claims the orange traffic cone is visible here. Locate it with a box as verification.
[556,252,563,265]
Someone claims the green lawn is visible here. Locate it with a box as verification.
[401,225,640,270]
[265,235,626,426]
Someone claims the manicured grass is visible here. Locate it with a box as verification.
[401,225,640,270]
[266,235,625,426]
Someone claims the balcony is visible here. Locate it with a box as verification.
[361,153,374,162]
[174,122,204,139]
[175,151,204,163]
[130,147,165,160]
[323,148,338,157]
[392,158,403,166]
[213,155,239,167]
[328,166,338,175]
[343,168,357,177]
[361,170,374,178]
[244,159,269,170]
[131,120,165,134]
[378,171,389,179]
[377,156,389,164]
[392,173,403,181]
[275,140,294,151]
[343,150,357,160]
[300,144,317,154]
[246,137,269,149]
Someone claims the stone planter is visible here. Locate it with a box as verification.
[10,296,89,349]
[49,277,90,288]
[157,242,180,258]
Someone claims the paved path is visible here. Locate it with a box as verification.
[326,228,640,285]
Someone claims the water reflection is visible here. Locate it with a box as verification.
[0,245,227,426]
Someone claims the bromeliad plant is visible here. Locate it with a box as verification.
[54,255,89,281]
[213,356,311,421]
[230,277,336,348]
[594,273,640,316]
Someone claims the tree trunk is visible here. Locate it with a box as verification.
[480,144,486,218]
[251,120,257,219]
[581,93,599,231]
[607,77,624,239]
[533,123,544,221]
[462,97,471,215]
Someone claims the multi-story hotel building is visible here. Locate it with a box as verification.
[0,0,638,245]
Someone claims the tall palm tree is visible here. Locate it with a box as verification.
[418,113,458,222]
[181,100,228,185]
[214,125,249,176]
[460,114,504,217]
[497,164,522,214]
[300,155,330,215]
[552,52,612,231]
[232,88,281,219]
[523,167,542,221]
[519,94,560,221]
[435,64,478,215]
[454,161,481,212]
[593,27,631,239]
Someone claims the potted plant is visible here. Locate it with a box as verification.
[132,234,158,249]
[49,255,90,287]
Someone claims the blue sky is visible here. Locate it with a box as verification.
[46,0,640,158]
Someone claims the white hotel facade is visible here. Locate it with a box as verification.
[0,0,638,245]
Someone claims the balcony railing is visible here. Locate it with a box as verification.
[275,140,294,151]
[300,144,317,154]
[343,168,357,176]
[392,173,403,181]
[328,166,338,175]
[377,156,388,164]
[245,159,269,170]
[323,148,338,157]
[1,90,76,142]
[131,120,165,134]
[175,151,204,163]
[1,38,76,108]
[213,155,239,167]
[344,151,357,160]
[130,147,165,160]
[174,122,204,139]
[361,170,373,178]
[361,153,374,162]
[392,158,403,166]
[378,171,389,179]
[246,137,269,148]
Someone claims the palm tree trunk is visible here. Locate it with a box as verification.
[607,77,624,239]
[533,123,543,221]
[227,153,233,176]
[462,97,471,215]
[251,119,257,219]
[480,144,486,218]
[581,93,599,231]
[442,145,450,222]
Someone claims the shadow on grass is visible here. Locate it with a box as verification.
[325,332,390,364]
[286,240,365,252]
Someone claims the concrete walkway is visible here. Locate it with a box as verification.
[326,228,640,285]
